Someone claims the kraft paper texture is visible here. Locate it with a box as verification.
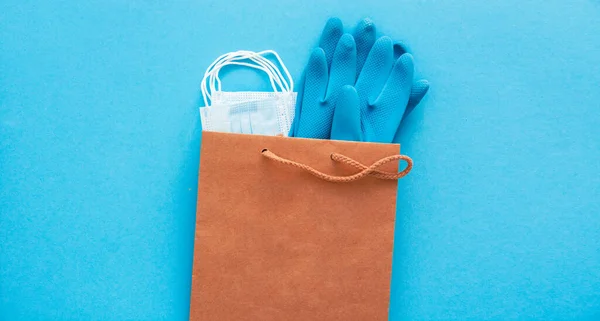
[190,131,401,321]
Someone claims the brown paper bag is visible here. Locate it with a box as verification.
[190,131,412,321]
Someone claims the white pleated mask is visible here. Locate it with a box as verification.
[199,50,297,136]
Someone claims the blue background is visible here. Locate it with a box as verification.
[1,1,600,320]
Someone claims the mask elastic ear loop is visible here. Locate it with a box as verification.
[202,54,282,106]
[211,51,289,94]
[212,60,284,94]
[243,51,291,92]
[232,51,290,93]
[202,50,292,99]
[201,52,237,106]
[201,50,294,106]
[257,50,294,93]
[203,51,291,103]
[202,52,265,105]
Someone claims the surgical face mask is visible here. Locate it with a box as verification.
[199,50,297,136]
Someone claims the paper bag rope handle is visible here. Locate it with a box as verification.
[261,149,412,183]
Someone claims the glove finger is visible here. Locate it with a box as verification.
[319,17,344,67]
[370,53,414,143]
[391,80,430,143]
[391,121,402,144]
[325,34,357,101]
[296,48,330,138]
[355,36,394,106]
[393,41,409,59]
[331,85,363,142]
[404,79,430,117]
[354,18,377,78]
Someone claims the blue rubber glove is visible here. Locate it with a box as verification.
[289,18,359,139]
[330,37,417,143]
[290,17,429,140]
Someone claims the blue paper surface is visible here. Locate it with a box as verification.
[1,1,600,320]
